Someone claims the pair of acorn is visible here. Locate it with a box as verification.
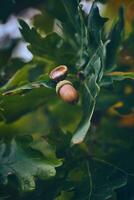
[49,65,79,104]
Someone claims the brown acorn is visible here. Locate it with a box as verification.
[56,80,79,104]
[49,65,68,82]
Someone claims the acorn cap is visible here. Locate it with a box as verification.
[56,80,72,94]
[49,65,68,82]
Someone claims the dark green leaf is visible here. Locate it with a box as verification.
[0,88,55,122]
[0,137,62,192]
[105,6,124,70]
[88,158,127,200]
[71,75,100,144]
[71,158,127,200]
[2,77,55,96]
[71,2,108,144]
[19,19,76,66]
[1,64,32,92]
[87,2,108,47]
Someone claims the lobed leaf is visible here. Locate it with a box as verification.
[0,137,62,192]
[88,158,127,200]
[71,2,107,144]
[70,158,127,200]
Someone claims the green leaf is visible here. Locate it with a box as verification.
[88,158,127,200]
[0,88,55,122]
[0,63,55,122]
[55,191,73,200]
[19,19,60,52]
[45,0,79,35]
[72,45,106,145]
[44,0,76,24]
[0,66,56,122]
[71,2,107,145]
[2,76,55,96]
[87,2,108,47]
[31,136,62,166]
[105,6,124,70]
[83,42,106,79]
[106,71,134,81]
[0,137,62,192]
[73,158,127,200]
[71,75,100,144]
[84,2,107,78]
[60,0,79,30]
[19,19,76,66]
[1,64,32,92]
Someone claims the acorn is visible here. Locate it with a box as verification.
[56,80,79,104]
[49,65,68,82]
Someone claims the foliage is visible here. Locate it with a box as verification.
[0,0,134,199]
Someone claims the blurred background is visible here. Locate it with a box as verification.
[1,0,134,62]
